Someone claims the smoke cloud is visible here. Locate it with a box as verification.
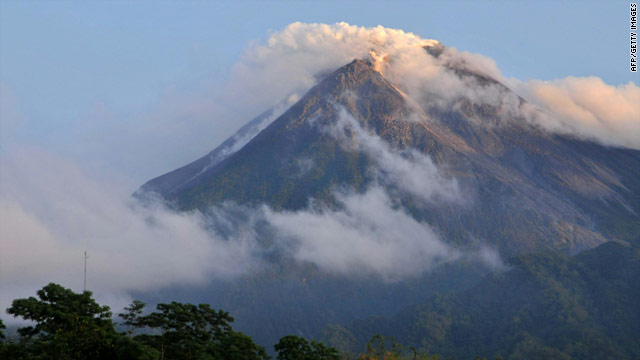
[228,22,438,115]
[509,77,640,149]
[231,22,638,149]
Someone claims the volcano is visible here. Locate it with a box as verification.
[135,41,640,352]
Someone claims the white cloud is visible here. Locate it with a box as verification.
[228,22,522,116]
[326,107,461,205]
[265,187,457,281]
[0,147,261,316]
[228,22,440,115]
[509,77,640,149]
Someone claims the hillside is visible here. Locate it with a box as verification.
[323,240,640,359]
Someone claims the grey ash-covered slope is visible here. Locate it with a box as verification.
[141,59,408,208]
[139,58,640,256]
[137,107,278,197]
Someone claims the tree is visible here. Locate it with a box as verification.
[275,335,312,360]
[356,334,436,360]
[209,331,270,360]
[309,340,341,360]
[135,301,268,360]
[119,300,147,337]
[6,283,120,360]
[362,334,403,360]
[0,318,6,357]
[0,318,6,341]
[275,335,340,360]
[4,285,273,360]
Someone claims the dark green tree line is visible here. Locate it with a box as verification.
[0,283,343,360]
[2,283,452,360]
[5,283,121,360]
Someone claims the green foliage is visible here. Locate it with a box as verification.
[275,335,312,360]
[6,283,120,360]
[119,299,146,337]
[209,331,269,360]
[363,334,403,359]
[132,301,268,360]
[275,335,340,360]
[355,334,440,360]
[325,241,640,359]
[113,336,160,360]
[3,284,272,360]
[0,318,5,341]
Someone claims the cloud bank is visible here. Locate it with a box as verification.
[510,77,640,149]
[0,147,260,314]
[265,187,457,281]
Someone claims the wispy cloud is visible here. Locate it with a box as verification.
[509,77,640,149]
[265,187,457,281]
[0,147,261,315]
[326,107,461,205]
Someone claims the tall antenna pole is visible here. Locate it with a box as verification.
[83,250,88,292]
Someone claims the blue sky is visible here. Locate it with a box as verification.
[1,0,637,185]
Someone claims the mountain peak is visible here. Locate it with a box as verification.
[136,58,407,200]
[344,58,374,71]
[311,57,395,97]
